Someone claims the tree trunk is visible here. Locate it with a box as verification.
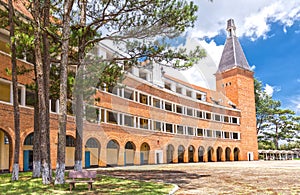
[55,0,74,184]
[74,0,87,171]
[32,65,41,178]
[9,0,20,181]
[32,0,52,184]
[42,0,52,181]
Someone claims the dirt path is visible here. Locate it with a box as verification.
[95,161,300,194]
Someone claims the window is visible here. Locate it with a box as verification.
[196,110,203,118]
[215,114,221,122]
[233,133,239,139]
[176,105,182,114]
[165,82,171,90]
[186,108,193,116]
[139,71,147,80]
[85,105,99,123]
[197,128,203,136]
[107,86,118,95]
[66,136,75,147]
[140,118,148,129]
[176,86,182,93]
[216,131,222,138]
[4,135,9,144]
[139,93,148,105]
[232,117,238,124]
[187,127,194,135]
[24,133,34,145]
[206,112,212,120]
[25,89,35,107]
[107,111,118,124]
[100,109,105,122]
[177,125,184,134]
[124,88,134,100]
[124,115,134,127]
[224,116,229,123]
[165,102,172,111]
[196,93,202,100]
[225,132,230,139]
[0,81,10,102]
[186,90,192,97]
[153,121,162,131]
[166,123,173,133]
[153,98,160,108]
[206,130,212,137]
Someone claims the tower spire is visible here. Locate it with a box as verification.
[227,19,236,37]
[217,19,251,73]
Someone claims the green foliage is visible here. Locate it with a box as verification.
[255,78,300,149]
[0,172,172,194]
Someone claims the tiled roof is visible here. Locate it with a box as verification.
[217,19,251,73]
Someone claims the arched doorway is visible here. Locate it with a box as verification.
[107,140,120,166]
[234,147,240,161]
[125,141,136,166]
[178,145,185,163]
[198,146,204,162]
[0,130,11,172]
[140,142,150,165]
[188,145,195,162]
[85,138,100,168]
[217,147,223,162]
[66,135,76,168]
[207,147,214,162]
[225,147,231,161]
[166,144,174,163]
[23,133,34,171]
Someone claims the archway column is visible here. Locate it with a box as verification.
[221,148,226,161]
[183,149,188,163]
[203,152,208,162]
[193,149,198,162]
[134,148,140,165]
[99,146,107,166]
[230,150,234,161]
[118,146,125,166]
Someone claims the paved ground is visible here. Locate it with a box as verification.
[94,160,300,194]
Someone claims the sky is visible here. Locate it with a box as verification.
[174,0,300,115]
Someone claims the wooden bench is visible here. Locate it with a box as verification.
[66,170,97,191]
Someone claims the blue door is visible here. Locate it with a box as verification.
[85,151,90,168]
[23,150,29,171]
[140,153,144,165]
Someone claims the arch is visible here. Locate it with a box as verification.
[125,141,136,166]
[188,145,195,163]
[225,147,231,161]
[216,147,223,162]
[140,142,150,165]
[207,146,214,162]
[178,145,185,163]
[198,146,205,162]
[107,139,120,166]
[166,144,174,163]
[23,133,34,171]
[0,129,12,172]
[85,137,101,168]
[234,147,240,161]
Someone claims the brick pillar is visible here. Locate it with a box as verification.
[134,148,140,165]
[183,149,188,163]
[193,150,198,162]
[99,146,106,167]
[173,149,178,163]
[149,150,155,164]
[118,147,125,166]
[221,149,226,161]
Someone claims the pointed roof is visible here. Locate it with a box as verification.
[217,19,251,73]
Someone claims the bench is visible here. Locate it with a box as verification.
[66,170,97,191]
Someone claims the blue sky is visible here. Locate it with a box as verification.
[179,0,300,115]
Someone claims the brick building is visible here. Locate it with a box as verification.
[0,17,258,172]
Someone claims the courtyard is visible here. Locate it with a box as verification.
[96,160,300,194]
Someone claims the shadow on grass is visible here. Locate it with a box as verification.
[96,170,211,186]
[0,172,172,195]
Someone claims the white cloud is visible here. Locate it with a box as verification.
[297,78,300,83]
[188,0,300,40]
[197,40,223,65]
[264,84,275,96]
[264,84,281,97]
[250,65,256,71]
[289,95,300,115]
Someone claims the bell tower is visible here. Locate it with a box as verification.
[216,19,258,160]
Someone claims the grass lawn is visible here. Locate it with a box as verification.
[0,171,173,195]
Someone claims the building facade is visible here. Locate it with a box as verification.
[0,18,258,172]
